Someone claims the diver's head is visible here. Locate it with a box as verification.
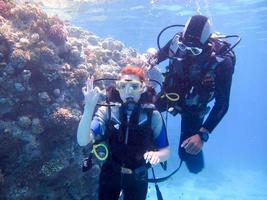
[116,65,146,103]
[182,15,211,47]
[176,15,211,60]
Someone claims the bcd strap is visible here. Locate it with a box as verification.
[145,107,154,127]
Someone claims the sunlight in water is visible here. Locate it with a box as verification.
[15,0,115,19]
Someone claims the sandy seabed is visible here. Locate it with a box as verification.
[146,167,267,200]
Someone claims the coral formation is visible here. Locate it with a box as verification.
[0,0,14,19]
[18,116,32,128]
[49,107,78,128]
[10,48,30,69]
[0,169,4,185]
[48,23,67,45]
[40,159,64,177]
[0,1,146,200]
[31,118,44,134]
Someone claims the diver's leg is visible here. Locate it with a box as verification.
[123,174,148,200]
[98,162,121,200]
[178,114,204,174]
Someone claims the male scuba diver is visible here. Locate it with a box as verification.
[77,65,170,200]
[148,15,239,173]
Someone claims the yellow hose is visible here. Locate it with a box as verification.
[92,143,108,161]
[161,92,180,102]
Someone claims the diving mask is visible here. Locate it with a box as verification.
[116,80,143,92]
[116,79,145,103]
[177,40,203,56]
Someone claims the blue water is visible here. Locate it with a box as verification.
[44,0,267,199]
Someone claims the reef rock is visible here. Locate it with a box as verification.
[0,1,146,200]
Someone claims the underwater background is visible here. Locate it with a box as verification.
[0,0,267,199]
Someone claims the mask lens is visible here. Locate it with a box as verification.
[190,47,203,55]
[116,81,127,90]
[131,83,141,90]
[177,40,202,56]
[116,80,142,91]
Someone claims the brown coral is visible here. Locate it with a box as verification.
[0,0,13,19]
[0,34,11,63]
[48,24,67,45]
[50,107,75,128]
[73,68,89,86]
[10,49,30,69]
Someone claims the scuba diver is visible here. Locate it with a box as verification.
[77,65,170,200]
[148,15,240,173]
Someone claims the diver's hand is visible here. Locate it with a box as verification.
[144,151,160,165]
[145,48,158,67]
[82,76,100,105]
[181,134,203,155]
[147,54,158,67]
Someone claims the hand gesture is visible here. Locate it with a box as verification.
[146,48,158,67]
[144,151,160,165]
[141,48,158,71]
[82,76,100,105]
[147,54,158,67]
[181,134,203,155]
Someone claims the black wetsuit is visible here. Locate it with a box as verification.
[155,37,234,173]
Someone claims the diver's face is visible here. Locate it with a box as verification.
[116,74,145,103]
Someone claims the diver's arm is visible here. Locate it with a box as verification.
[180,58,234,155]
[144,147,170,165]
[157,146,170,162]
[77,77,100,146]
[156,39,172,63]
[201,57,234,133]
[144,110,170,165]
[144,146,170,165]
[77,103,96,146]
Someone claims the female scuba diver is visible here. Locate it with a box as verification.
[77,65,170,200]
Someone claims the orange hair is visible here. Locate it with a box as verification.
[119,65,145,82]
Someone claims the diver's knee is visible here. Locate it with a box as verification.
[184,155,204,174]
[188,166,203,174]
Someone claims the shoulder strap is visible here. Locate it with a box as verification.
[144,108,154,127]
[107,104,111,124]
[102,105,112,140]
[210,55,222,70]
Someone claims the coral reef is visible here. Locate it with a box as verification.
[0,169,4,185]
[40,158,65,177]
[48,23,67,45]
[18,116,32,128]
[0,0,14,19]
[10,48,30,69]
[31,117,44,134]
[49,107,80,128]
[0,2,147,200]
